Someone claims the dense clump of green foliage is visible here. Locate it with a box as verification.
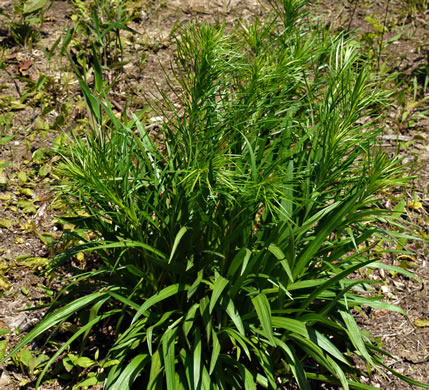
[5,0,428,389]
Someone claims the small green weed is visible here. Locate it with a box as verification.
[404,0,429,18]
[68,0,137,72]
[5,0,54,47]
[9,348,50,381]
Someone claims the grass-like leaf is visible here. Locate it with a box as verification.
[7,0,428,388]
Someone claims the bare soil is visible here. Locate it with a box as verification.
[0,0,428,389]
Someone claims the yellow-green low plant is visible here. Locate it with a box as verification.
[4,0,428,389]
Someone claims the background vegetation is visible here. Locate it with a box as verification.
[0,0,427,389]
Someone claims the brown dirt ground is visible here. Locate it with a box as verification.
[0,0,428,389]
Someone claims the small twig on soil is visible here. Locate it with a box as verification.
[378,135,413,142]
[377,0,391,70]
[133,123,160,135]
[5,69,22,98]
[347,0,360,31]
[110,98,124,112]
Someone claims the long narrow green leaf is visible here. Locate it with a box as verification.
[107,290,140,311]
[340,310,375,367]
[183,303,199,338]
[201,364,212,390]
[241,133,257,181]
[272,316,351,366]
[147,311,176,356]
[310,329,351,366]
[76,76,102,124]
[350,295,406,315]
[373,355,429,389]
[83,240,167,261]
[209,275,229,313]
[268,243,294,282]
[223,328,252,361]
[3,291,111,364]
[300,258,375,311]
[209,329,221,375]
[368,262,422,282]
[251,293,275,346]
[60,27,72,55]
[226,248,251,279]
[109,354,150,390]
[272,317,307,335]
[255,344,277,388]
[92,46,104,94]
[132,284,187,324]
[192,328,202,389]
[274,337,310,390]
[292,333,349,390]
[293,194,360,278]
[169,226,188,264]
[241,363,257,390]
[147,349,162,390]
[225,298,245,335]
[162,327,178,390]
[306,372,379,389]
[37,309,117,388]
[187,270,203,300]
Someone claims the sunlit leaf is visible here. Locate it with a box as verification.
[414,319,429,328]
[23,0,47,14]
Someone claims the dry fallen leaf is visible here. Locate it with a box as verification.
[0,276,11,291]
[414,318,429,328]
[17,60,33,77]
[0,218,13,230]
[17,60,33,70]
[407,200,423,210]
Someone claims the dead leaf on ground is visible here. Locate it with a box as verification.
[414,318,429,328]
